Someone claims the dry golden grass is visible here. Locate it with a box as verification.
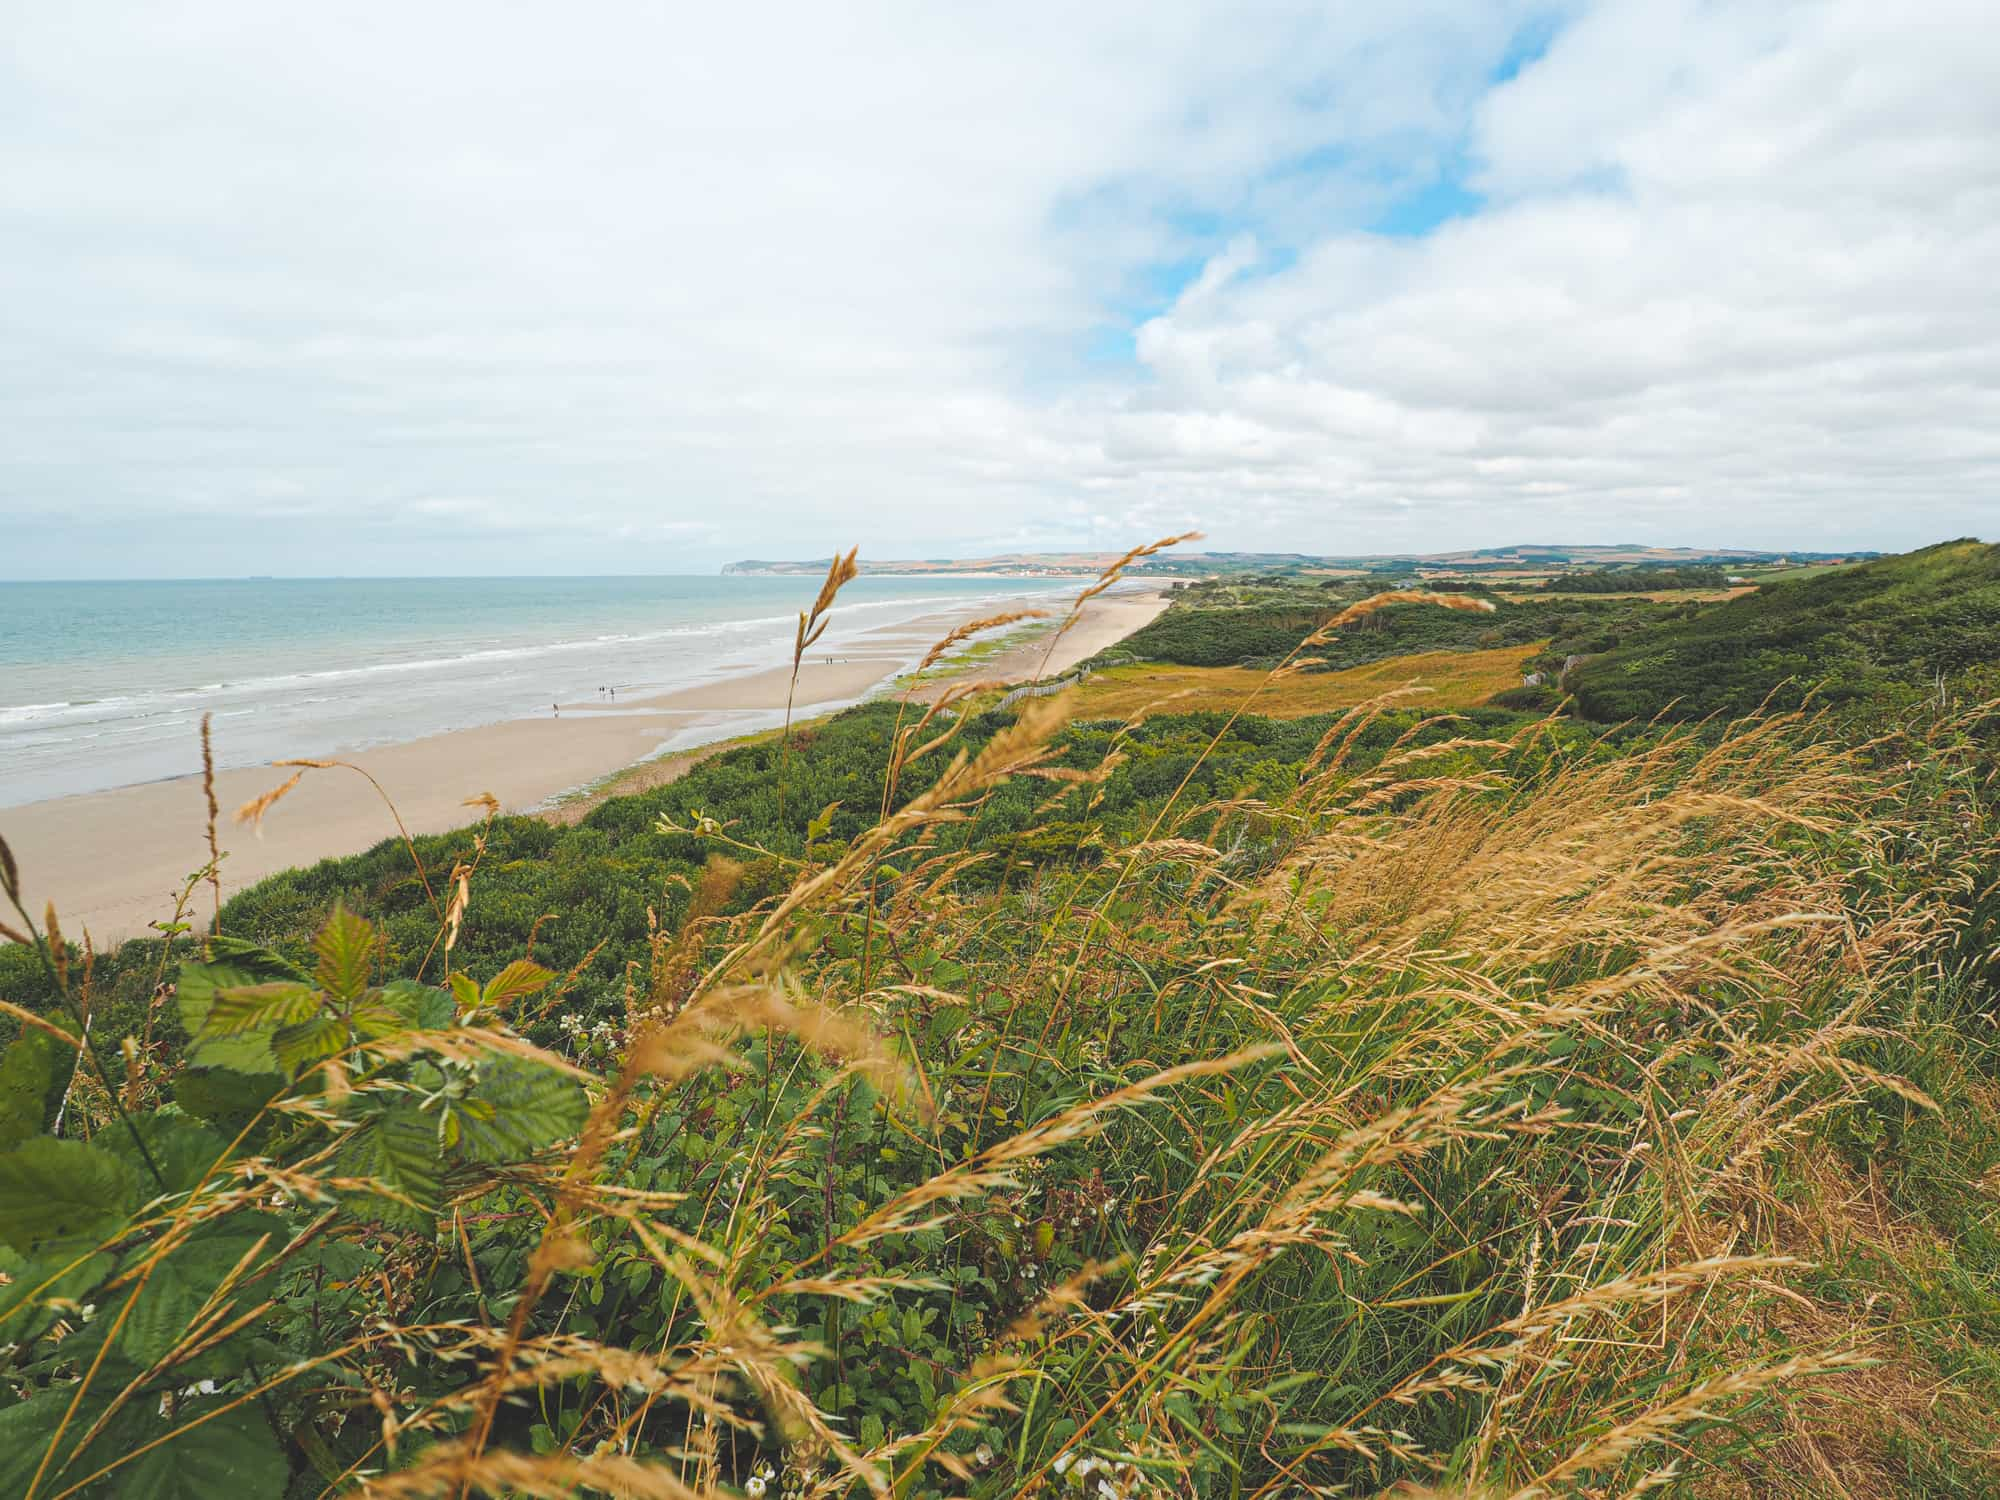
[1070,640,1549,718]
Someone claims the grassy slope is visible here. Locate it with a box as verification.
[4,556,1999,1496]
[3,692,1996,1496]
[1106,582,1683,678]
[1570,538,2000,722]
[1,703,1541,1040]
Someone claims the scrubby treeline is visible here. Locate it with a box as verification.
[1530,565,1731,593]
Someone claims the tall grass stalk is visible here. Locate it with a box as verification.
[778,548,860,822]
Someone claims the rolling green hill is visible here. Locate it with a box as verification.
[1105,578,1679,672]
[1568,538,2000,721]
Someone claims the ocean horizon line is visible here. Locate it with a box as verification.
[0,573,1077,806]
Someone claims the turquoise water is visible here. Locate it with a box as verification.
[0,575,1065,806]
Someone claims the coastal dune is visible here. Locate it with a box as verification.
[4,590,1166,943]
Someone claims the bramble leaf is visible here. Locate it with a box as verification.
[383,978,456,1030]
[271,1012,349,1076]
[0,1138,138,1253]
[94,1221,283,1370]
[448,972,482,1013]
[349,996,412,1041]
[111,1402,289,1498]
[0,1244,114,1342]
[336,1102,443,1230]
[177,963,285,1073]
[102,1115,232,1196]
[201,937,311,983]
[480,959,555,1010]
[0,1025,65,1150]
[454,1056,588,1162]
[174,1068,284,1138]
[0,1389,85,1497]
[108,1249,209,1369]
[202,982,319,1038]
[312,903,376,1002]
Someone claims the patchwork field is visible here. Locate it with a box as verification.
[1072,639,1548,717]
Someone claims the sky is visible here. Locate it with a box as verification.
[3,0,1996,578]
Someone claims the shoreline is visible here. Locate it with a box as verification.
[2,589,1168,944]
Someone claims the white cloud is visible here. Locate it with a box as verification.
[1092,0,2000,551]
[0,0,1993,575]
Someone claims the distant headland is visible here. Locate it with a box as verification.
[722,543,1876,580]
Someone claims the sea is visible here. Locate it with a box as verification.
[0,575,1072,808]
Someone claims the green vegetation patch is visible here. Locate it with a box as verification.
[1529,564,1731,593]
[1570,538,2000,721]
[1111,576,1682,677]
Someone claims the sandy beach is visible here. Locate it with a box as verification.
[3,589,1167,944]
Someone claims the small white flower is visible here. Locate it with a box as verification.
[746,1478,767,1498]
[79,1303,95,1323]
[974,1443,995,1468]
[1052,1453,1072,1475]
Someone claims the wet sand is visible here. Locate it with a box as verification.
[3,590,1168,944]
